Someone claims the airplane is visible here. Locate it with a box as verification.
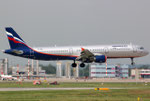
[3,27,149,67]
[1,75,17,81]
[0,71,17,81]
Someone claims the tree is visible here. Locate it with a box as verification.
[79,64,90,77]
[40,64,56,74]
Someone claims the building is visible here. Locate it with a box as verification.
[131,68,150,79]
[115,65,129,78]
[90,64,115,78]
[90,64,129,78]
[0,58,8,75]
[140,69,150,78]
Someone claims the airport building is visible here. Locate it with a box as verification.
[90,64,129,78]
[56,61,79,78]
[115,65,129,78]
[0,58,8,75]
[140,69,150,78]
[2,57,150,79]
[90,64,116,78]
[131,68,150,79]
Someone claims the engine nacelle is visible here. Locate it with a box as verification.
[94,55,107,63]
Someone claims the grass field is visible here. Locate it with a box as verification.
[0,82,150,101]
[0,89,150,101]
[0,82,149,88]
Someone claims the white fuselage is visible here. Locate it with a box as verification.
[33,44,149,58]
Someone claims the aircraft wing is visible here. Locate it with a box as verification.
[76,48,95,63]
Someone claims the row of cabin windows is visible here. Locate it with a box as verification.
[77,48,130,52]
[43,49,104,53]
[44,48,108,54]
[44,50,69,53]
[110,48,130,51]
[43,48,130,54]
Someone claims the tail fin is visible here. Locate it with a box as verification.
[5,27,27,49]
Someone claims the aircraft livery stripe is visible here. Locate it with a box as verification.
[8,36,78,58]
[6,32,25,43]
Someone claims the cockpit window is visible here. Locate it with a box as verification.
[140,47,144,50]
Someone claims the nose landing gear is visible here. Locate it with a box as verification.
[131,58,135,65]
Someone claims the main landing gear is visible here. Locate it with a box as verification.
[71,60,85,68]
[72,63,77,67]
[71,60,77,67]
[131,57,135,65]
[80,63,85,67]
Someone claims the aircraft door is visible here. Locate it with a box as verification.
[104,47,109,54]
[133,46,137,53]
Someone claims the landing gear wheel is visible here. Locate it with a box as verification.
[131,58,135,65]
[80,63,85,67]
[72,63,77,67]
[131,62,135,65]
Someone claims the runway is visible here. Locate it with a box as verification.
[0,88,94,91]
[0,87,138,91]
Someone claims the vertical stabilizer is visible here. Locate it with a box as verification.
[5,27,27,49]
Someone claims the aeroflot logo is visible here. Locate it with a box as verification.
[112,45,128,47]
[6,32,25,44]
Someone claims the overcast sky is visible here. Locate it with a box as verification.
[0,0,150,66]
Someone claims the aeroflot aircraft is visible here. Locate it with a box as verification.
[3,27,149,67]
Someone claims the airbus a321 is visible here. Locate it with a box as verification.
[3,27,149,67]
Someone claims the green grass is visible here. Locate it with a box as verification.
[0,82,149,88]
[0,89,150,101]
[0,82,150,101]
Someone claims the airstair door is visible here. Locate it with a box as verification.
[133,46,137,53]
[104,47,109,54]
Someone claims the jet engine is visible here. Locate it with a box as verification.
[94,55,107,63]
